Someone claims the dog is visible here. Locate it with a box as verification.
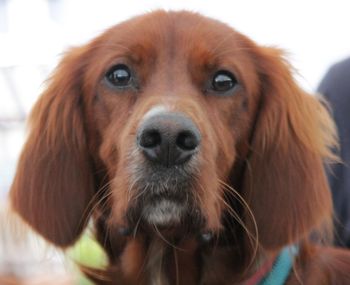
[10,10,350,284]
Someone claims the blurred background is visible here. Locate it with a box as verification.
[1,0,350,284]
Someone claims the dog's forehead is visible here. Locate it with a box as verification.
[106,11,241,60]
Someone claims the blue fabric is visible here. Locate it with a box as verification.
[318,57,350,248]
[259,246,298,285]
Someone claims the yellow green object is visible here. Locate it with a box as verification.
[67,232,108,285]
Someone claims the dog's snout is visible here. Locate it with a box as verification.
[137,113,200,167]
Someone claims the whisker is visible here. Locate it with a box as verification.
[218,180,260,268]
[174,247,179,285]
[218,193,257,251]
[152,223,184,251]
[218,179,258,240]
[77,177,115,232]
[127,176,141,204]
[209,33,236,55]
[133,214,143,238]
[132,182,150,202]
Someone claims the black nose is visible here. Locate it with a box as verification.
[137,113,201,167]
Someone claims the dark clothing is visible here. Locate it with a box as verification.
[318,57,350,247]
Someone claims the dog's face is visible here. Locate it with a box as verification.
[11,11,335,274]
[87,12,258,235]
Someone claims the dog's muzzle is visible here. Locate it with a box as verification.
[129,112,202,230]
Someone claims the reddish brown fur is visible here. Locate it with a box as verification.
[10,10,350,284]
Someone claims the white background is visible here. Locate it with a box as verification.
[2,0,350,90]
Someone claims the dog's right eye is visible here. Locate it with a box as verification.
[211,70,237,93]
[105,64,132,87]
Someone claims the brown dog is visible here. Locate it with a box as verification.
[10,10,350,284]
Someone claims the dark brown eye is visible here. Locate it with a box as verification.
[212,70,237,93]
[105,64,131,87]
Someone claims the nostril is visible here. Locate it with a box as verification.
[139,129,161,148]
[176,131,199,151]
[137,113,201,166]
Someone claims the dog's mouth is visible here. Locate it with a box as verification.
[126,164,204,235]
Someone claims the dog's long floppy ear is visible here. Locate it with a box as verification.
[243,47,338,250]
[10,46,95,247]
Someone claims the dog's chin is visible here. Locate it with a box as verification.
[127,164,204,235]
[142,199,186,228]
[126,195,203,237]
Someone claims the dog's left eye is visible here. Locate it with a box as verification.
[211,70,237,92]
[105,64,132,87]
